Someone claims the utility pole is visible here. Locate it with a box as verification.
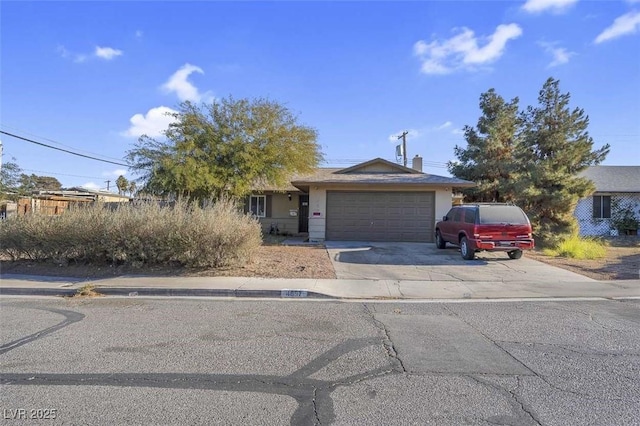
[105,180,111,191]
[397,131,408,167]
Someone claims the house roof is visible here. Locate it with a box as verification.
[66,187,131,198]
[250,158,475,192]
[291,158,475,188]
[579,166,640,193]
[31,188,132,201]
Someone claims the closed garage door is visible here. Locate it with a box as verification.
[326,191,435,242]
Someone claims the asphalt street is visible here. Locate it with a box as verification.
[1,297,639,425]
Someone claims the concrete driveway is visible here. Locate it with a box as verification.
[325,241,595,282]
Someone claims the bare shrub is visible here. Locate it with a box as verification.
[0,199,262,269]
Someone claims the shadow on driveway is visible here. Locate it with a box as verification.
[324,241,595,282]
[326,242,493,266]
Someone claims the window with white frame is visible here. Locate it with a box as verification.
[593,195,611,219]
[250,195,266,217]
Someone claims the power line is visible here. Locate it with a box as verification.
[0,130,130,167]
[22,169,106,180]
[1,125,126,163]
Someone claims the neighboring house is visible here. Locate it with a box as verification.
[247,156,474,242]
[17,188,131,216]
[575,166,640,236]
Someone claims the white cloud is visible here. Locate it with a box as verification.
[57,44,121,62]
[539,42,575,66]
[595,11,640,43]
[57,45,87,63]
[135,30,143,38]
[161,64,210,102]
[56,45,70,59]
[123,106,178,138]
[522,0,578,14]
[102,169,128,177]
[414,24,523,75]
[436,121,452,130]
[81,182,100,190]
[95,46,123,60]
[452,128,465,135]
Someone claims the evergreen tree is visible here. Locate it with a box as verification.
[517,78,609,244]
[450,78,610,245]
[448,89,521,202]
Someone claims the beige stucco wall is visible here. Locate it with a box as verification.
[308,187,327,242]
[435,188,453,223]
[307,185,453,242]
[257,193,302,235]
[353,163,400,173]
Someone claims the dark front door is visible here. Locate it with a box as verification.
[298,195,309,233]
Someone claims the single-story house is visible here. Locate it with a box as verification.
[575,165,640,236]
[247,156,474,242]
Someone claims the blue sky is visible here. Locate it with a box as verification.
[1,0,639,191]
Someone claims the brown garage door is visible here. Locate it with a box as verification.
[326,191,435,242]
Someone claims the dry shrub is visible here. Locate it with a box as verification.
[0,199,262,268]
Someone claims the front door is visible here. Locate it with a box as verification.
[298,195,309,233]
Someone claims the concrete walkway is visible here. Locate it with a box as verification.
[1,274,639,300]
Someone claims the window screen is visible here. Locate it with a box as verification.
[592,195,611,219]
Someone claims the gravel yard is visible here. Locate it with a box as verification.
[1,236,637,281]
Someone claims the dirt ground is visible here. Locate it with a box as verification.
[0,244,337,280]
[526,238,639,281]
[1,237,637,281]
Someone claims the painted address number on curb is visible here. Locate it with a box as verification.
[281,289,308,298]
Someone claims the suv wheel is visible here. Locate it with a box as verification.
[508,250,523,260]
[435,231,446,249]
[460,237,475,260]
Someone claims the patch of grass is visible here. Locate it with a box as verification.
[74,284,102,298]
[542,236,607,260]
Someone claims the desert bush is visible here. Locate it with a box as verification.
[542,235,607,260]
[0,199,262,268]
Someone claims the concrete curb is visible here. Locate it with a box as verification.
[0,287,334,299]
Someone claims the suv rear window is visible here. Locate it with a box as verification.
[463,209,476,224]
[478,206,528,225]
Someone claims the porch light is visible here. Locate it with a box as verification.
[287,193,292,201]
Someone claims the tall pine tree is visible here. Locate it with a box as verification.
[449,78,610,245]
[448,89,521,202]
[517,78,609,245]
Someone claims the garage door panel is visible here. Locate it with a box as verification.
[326,191,435,242]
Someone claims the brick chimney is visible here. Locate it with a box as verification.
[412,155,423,172]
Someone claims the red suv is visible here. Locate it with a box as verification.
[435,203,535,260]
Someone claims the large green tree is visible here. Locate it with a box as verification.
[449,78,610,245]
[517,78,609,244]
[0,158,23,198]
[18,174,62,192]
[448,89,521,202]
[127,97,323,200]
